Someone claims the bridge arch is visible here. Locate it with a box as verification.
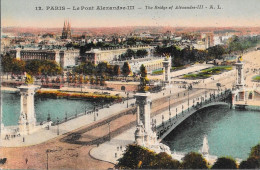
[157,102,230,141]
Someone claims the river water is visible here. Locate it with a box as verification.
[164,105,260,160]
[2,92,94,126]
[2,92,260,159]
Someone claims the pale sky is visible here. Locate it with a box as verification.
[1,0,260,28]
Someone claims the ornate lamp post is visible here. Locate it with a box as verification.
[57,117,59,135]
[188,89,190,111]
[162,115,164,125]
[127,92,129,108]
[46,149,50,170]
[93,103,96,121]
[108,122,111,141]
[168,96,171,120]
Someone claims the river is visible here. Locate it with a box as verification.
[164,105,260,160]
[2,92,94,126]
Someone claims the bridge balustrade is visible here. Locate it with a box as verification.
[155,90,231,139]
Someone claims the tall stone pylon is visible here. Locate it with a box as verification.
[235,56,245,89]
[232,56,245,105]
[18,85,39,135]
[134,92,172,154]
[162,56,171,85]
[134,92,153,146]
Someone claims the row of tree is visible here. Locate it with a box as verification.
[155,45,208,67]
[74,61,132,80]
[117,143,260,169]
[1,54,62,77]
[118,49,148,61]
[156,35,260,67]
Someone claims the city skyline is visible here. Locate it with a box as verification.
[2,0,260,28]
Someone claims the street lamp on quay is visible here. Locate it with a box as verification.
[162,115,164,125]
[188,89,190,111]
[93,103,96,121]
[127,92,129,108]
[168,96,171,120]
[57,117,59,135]
[46,149,50,170]
[108,122,111,141]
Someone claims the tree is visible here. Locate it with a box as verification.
[211,157,237,169]
[207,45,226,60]
[239,157,259,169]
[116,144,180,169]
[151,152,180,169]
[139,64,149,92]
[122,62,131,79]
[125,49,135,60]
[136,49,148,58]
[12,59,25,75]
[180,152,208,169]
[26,60,62,76]
[79,75,83,84]
[90,76,95,84]
[84,61,95,75]
[113,65,120,77]
[249,143,260,164]
[1,54,24,79]
[96,62,108,77]
[1,54,13,75]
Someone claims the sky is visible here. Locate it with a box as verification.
[1,0,260,28]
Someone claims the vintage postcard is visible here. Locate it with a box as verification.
[1,0,260,169]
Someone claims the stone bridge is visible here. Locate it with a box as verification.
[155,89,232,141]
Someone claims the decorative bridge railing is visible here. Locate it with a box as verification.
[155,89,232,141]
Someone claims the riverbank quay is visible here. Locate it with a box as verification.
[36,89,122,102]
[1,86,131,98]
[1,95,136,147]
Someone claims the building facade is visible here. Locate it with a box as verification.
[82,45,151,65]
[10,48,80,68]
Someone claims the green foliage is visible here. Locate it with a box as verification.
[183,66,232,79]
[250,143,260,164]
[74,61,95,75]
[155,45,208,67]
[78,42,117,55]
[25,60,62,76]
[122,62,131,78]
[139,64,149,92]
[239,157,259,169]
[119,49,148,61]
[1,54,25,75]
[180,152,208,169]
[227,35,260,54]
[253,75,260,82]
[12,59,25,75]
[136,49,148,57]
[152,152,180,169]
[207,45,225,59]
[152,69,163,75]
[96,62,108,76]
[1,54,13,73]
[125,49,135,58]
[116,144,180,169]
[113,65,120,77]
[211,157,237,169]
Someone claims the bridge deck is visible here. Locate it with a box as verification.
[155,90,231,141]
